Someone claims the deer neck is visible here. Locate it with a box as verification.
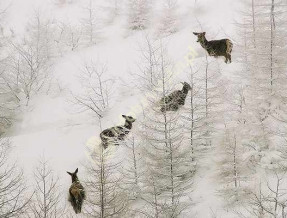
[200,37,209,49]
[124,121,133,130]
[72,177,79,183]
[182,86,190,95]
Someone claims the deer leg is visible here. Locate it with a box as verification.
[224,55,228,63]
[73,200,78,213]
[101,140,108,149]
[228,54,232,63]
[78,198,82,213]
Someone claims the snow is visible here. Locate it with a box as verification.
[2,0,243,217]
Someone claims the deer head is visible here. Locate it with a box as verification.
[67,168,79,183]
[193,32,206,43]
[181,82,192,91]
[122,115,136,123]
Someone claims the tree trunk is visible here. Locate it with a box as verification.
[270,0,275,93]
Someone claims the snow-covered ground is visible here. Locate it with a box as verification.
[2,0,243,217]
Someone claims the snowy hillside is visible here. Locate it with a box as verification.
[1,0,286,217]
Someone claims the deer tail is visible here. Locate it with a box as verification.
[226,39,233,54]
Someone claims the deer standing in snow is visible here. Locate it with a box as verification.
[100,115,136,149]
[67,168,86,214]
[160,82,191,112]
[193,32,233,63]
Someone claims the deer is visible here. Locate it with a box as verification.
[67,168,86,214]
[100,115,136,149]
[193,32,233,63]
[160,82,192,112]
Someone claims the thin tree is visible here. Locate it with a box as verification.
[84,147,128,217]
[81,0,102,45]
[216,127,251,208]
[195,56,225,147]
[127,0,151,30]
[139,43,195,217]
[26,156,65,218]
[71,60,114,128]
[157,0,179,37]
[181,65,206,161]
[0,138,31,217]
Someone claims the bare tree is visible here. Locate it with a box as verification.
[7,42,50,106]
[138,43,195,217]
[71,60,114,127]
[81,0,102,45]
[0,67,19,134]
[24,11,56,59]
[26,156,65,218]
[0,2,17,134]
[0,12,53,107]
[133,35,161,90]
[84,146,128,217]
[127,0,151,30]
[181,65,206,161]
[194,56,225,147]
[118,135,146,218]
[120,136,142,200]
[238,0,287,102]
[54,22,83,53]
[157,0,179,37]
[0,138,30,217]
[242,171,287,218]
[216,127,252,208]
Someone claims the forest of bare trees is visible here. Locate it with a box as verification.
[0,0,287,217]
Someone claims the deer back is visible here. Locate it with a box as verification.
[69,181,85,200]
[206,39,229,56]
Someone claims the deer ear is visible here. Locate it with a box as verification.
[193,32,198,35]
[67,171,72,176]
[75,168,78,174]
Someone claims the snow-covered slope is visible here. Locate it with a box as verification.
[2,0,241,217]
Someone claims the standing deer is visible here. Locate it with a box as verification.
[67,168,86,214]
[160,82,191,112]
[100,115,136,149]
[193,32,233,63]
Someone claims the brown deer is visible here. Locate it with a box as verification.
[67,168,86,214]
[160,82,191,112]
[193,32,233,63]
[100,115,136,149]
